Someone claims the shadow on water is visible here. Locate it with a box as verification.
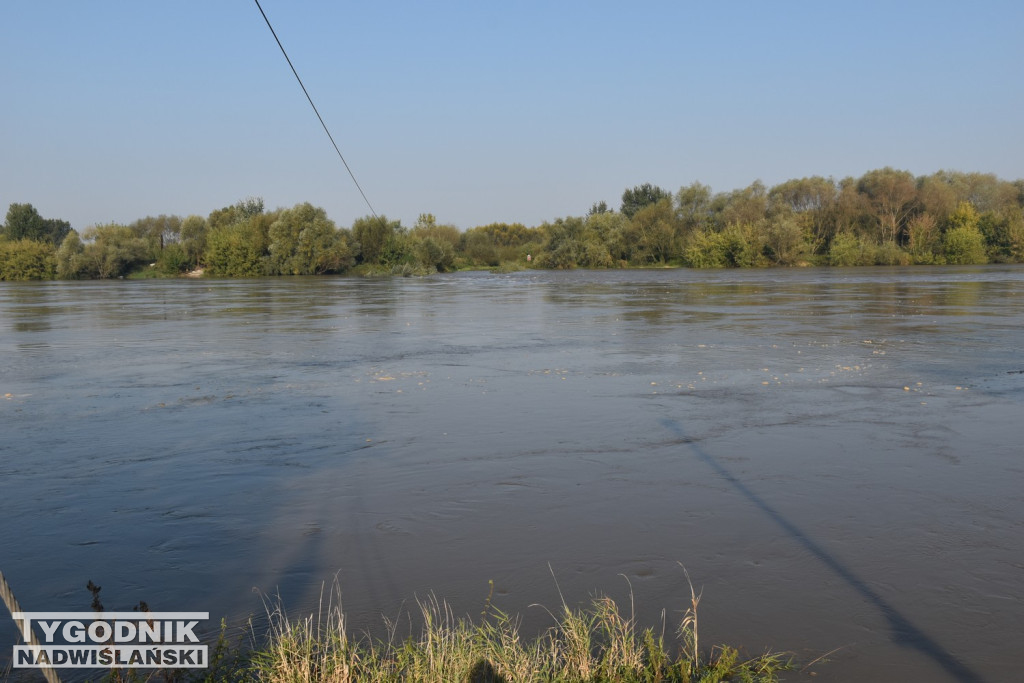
[659,417,986,683]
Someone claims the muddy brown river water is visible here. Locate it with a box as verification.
[2,266,1022,681]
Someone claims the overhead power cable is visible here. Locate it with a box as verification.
[253,0,382,223]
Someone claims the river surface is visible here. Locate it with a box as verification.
[1,266,1022,682]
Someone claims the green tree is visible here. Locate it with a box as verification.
[905,213,941,263]
[460,229,499,266]
[537,217,587,268]
[827,231,875,266]
[943,227,987,264]
[129,214,182,260]
[352,215,401,265]
[768,176,838,253]
[857,167,917,243]
[832,176,873,239]
[713,181,769,229]
[208,197,265,231]
[205,214,273,277]
[55,230,87,278]
[720,223,767,267]
[3,203,71,246]
[675,182,714,234]
[585,211,630,263]
[764,216,809,265]
[946,200,980,232]
[978,207,1024,262]
[179,215,208,267]
[410,214,460,272]
[268,202,350,275]
[683,223,765,268]
[682,230,728,268]
[154,242,191,275]
[620,183,670,219]
[917,172,960,226]
[943,201,987,264]
[471,222,535,247]
[629,197,678,263]
[80,223,150,278]
[1004,212,1024,262]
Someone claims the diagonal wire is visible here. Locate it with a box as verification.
[253,0,382,222]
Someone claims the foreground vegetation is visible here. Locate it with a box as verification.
[60,575,796,683]
[3,167,1023,281]
[247,586,793,683]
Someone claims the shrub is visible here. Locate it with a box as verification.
[873,241,911,266]
[155,242,193,275]
[0,238,56,280]
[55,230,88,278]
[579,240,614,268]
[683,230,728,268]
[720,223,767,267]
[268,203,351,275]
[765,217,809,265]
[78,223,151,278]
[414,236,455,272]
[943,226,987,264]
[828,232,874,266]
[205,217,271,277]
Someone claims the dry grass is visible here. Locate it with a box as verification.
[250,570,793,683]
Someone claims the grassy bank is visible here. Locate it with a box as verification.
[3,573,803,682]
[248,584,794,683]
[51,573,798,683]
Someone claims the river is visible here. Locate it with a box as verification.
[2,266,1022,682]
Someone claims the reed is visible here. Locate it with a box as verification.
[250,570,793,683]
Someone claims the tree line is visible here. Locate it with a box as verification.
[2,168,1023,280]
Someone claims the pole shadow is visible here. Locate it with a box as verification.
[660,417,984,683]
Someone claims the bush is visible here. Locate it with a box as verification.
[205,217,271,277]
[873,241,911,266]
[268,203,351,275]
[579,240,614,268]
[155,242,193,275]
[0,239,56,280]
[78,223,151,278]
[461,230,499,266]
[534,240,579,269]
[765,218,809,265]
[828,232,874,266]
[720,223,767,267]
[55,230,88,278]
[683,230,728,268]
[414,236,455,272]
[943,226,987,264]
[905,214,941,264]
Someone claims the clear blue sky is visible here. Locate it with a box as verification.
[3,1,1022,232]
